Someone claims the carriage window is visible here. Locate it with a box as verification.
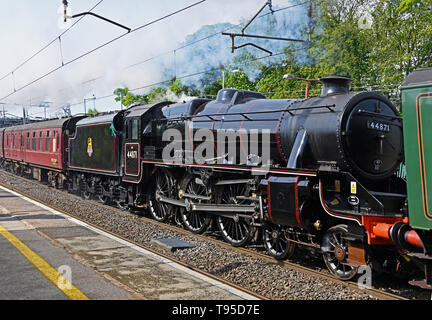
[132,119,139,140]
[38,132,43,151]
[45,131,50,151]
[32,132,36,150]
[26,132,30,149]
[53,131,59,151]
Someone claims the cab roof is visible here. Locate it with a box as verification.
[401,67,432,88]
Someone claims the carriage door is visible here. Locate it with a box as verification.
[124,118,140,177]
[19,132,24,161]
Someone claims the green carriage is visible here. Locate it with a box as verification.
[401,67,432,231]
[401,68,432,289]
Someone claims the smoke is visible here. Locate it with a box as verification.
[151,89,198,104]
[158,2,309,90]
[0,0,309,117]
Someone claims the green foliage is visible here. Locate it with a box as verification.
[87,108,99,116]
[398,0,432,12]
[223,70,256,91]
[113,87,148,108]
[398,0,416,11]
[168,79,201,98]
[113,88,129,102]
[113,79,202,108]
[145,87,167,104]
[370,0,432,83]
[202,80,222,97]
[309,0,374,87]
[169,79,188,96]
[113,0,431,106]
[256,62,322,99]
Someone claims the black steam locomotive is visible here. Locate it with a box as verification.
[1,76,410,281]
[62,76,408,280]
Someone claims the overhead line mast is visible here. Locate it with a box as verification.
[222,0,312,55]
[63,0,131,33]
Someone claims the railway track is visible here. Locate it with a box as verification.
[135,214,408,300]
[0,178,266,301]
[0,169,413,300]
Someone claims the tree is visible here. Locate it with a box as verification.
[302,0,431,105]
[109,2,431,107]
[309,0,374,87]
[169,79,188,96]
[223,70,256,91]
[202,80,222,98]
[256,59,322,99]
[370,0,432,84]
[113,87,148,108]
[145,87,167,104]
[398,0,432,12]
[87,108,99,116]
[168,79,201,98]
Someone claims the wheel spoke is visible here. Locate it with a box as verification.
[180,176,210,234]
[322,226,358,280]
[149,172,174,222]
[263,226,295,260]
[332,233,340,246]
[216,182,255,247]
[328,239,337,248]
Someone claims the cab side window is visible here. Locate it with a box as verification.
[125,121,130,139]
[132,119,139,140]
[125,119,139,140]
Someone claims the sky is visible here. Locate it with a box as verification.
[0,0,301,118]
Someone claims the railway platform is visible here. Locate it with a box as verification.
[0,186,257,300]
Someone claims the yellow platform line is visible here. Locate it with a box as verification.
[0,224,89,300]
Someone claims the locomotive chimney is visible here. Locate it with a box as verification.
[319,76,352,96]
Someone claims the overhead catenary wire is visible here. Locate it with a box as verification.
[27,44,312,118]
[125,1,309,70]
[27,1,310,104]
[0,0,208,102]
[0,0,104,82]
